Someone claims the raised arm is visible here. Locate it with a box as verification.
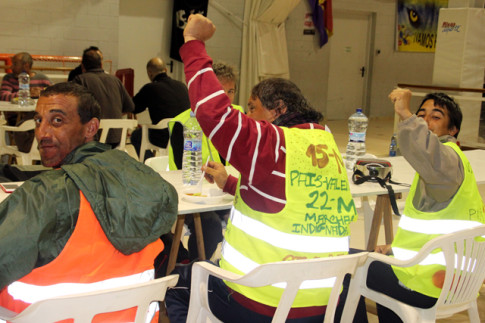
[180,14,284,184]
[389,88,463,203]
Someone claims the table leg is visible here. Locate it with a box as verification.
[365,193,401,251]
[382,196,394,245]
[366,195,386,251]
[193,213,206,260]
[166,214,186,276]
[361,196,373,245]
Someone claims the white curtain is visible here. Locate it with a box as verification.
[239,0,301,106]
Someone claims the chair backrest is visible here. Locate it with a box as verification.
[0,119,40,165]
[187,253,368,323]
[0,275,179,323]
[145,156,169,173]
[138,118,172,161]
[98,118,138,151]
[426,225,485,315]
[115,68,134,97]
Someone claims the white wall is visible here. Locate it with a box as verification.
[0,0,120,76]
[286,0,435,118]
[204,1,245,105]
[1,0,440,119]
[118,0,245,100]
[118,0,173,93]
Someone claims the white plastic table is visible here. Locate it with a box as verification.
[348,150,485,250]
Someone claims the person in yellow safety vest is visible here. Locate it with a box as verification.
[165,14,358,322]
[0,82,178,323]
[364,89,485,322]
[167,104,244,171]
[168,61,244,171]
[164,62,244,263]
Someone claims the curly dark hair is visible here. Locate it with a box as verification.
[250,78,323,124]
[418,92,462,138]
[213,61,238,86]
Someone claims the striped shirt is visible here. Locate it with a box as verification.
[180,41,328,213]
[0,73,52,101]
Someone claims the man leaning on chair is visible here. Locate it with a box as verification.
[0,82,178,322]
[131,56,190,161]
[364,89,485,322]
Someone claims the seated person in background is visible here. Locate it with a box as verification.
[131,57,190,161]
[166,62,244,263]
[0,52,53,152]
[168,60,244,170]
[212,61,244,111]
[365,89,485,322]
[73,49,134,147]
[0,82,178,322]
[67,46,102,81]
[165,14,357,322]
[0,52,52,104]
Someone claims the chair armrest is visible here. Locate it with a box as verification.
[193,261,243,283]
[366,249,435,268]
[0,124,35,132]
[0,306,17,321]
[141,118,172,130]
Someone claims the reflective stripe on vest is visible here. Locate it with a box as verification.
[220,127,356,308]
[391,142,485,298]
[397,213,483,235]
[8,269,154,304]
[230,207,349,253]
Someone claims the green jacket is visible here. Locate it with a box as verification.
[0,141,178,289]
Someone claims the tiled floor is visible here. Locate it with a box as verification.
[151,115,485,322]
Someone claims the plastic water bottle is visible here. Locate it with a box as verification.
[389,133,397,157]
[345,108,368,170]
[182,111,203,185]
[18,71,30,107]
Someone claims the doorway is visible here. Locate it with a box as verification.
[326,11,374,120]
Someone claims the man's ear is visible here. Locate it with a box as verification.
[85,118,100,141]
[274,99,287,118]
[449,126,458,137]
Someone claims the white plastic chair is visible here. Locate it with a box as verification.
[145,156,169,172]
[138,118,172,162]
[98,118,137,151]
[343,225,485,323]
[187,253,369,323]
[0,274,179,323]
[0,119,41,165]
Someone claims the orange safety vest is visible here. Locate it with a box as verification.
[0,191,163,322]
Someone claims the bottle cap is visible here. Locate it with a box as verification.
[356,108,363,112]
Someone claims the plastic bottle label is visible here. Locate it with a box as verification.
[349,132,366,142]
[184,139,202,152]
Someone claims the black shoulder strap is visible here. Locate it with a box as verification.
[353,170,401,216]
[375,177,401,216]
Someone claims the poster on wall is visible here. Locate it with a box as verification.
[170,0,209,62]
[396,0,448,52]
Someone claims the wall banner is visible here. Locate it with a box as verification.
[396,0,448,52]
[170,0,209,62]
